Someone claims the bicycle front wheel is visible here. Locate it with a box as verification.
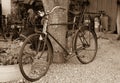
[19,33,53,82]
[73,27,98,64]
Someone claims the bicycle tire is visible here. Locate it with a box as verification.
[73,26,98,64]
[19,33,53,82]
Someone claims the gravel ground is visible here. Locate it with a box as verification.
[33,37,120,83]
[1,33,120,83]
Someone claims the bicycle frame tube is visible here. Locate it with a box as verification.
[46,31,69,55]
[43,16,49,35]
[41,6,77,56]
[42,15,69,55]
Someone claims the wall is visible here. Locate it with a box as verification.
[88,0,117,32]
[1,0,11,16]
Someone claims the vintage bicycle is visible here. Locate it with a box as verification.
[18,4,98,82]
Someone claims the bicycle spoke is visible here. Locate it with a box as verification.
[19,33,52,82]
[74,29,97,64]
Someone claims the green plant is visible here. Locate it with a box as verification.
[0,40,32,65]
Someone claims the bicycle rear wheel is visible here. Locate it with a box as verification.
[19,33,53,82]
[73,27,98,64]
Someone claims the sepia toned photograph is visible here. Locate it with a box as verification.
[0,0,120,83]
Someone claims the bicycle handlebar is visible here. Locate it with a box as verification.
[85,11,105,15]
[46,6,66,15]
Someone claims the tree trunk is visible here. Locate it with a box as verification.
[41,0,69,63]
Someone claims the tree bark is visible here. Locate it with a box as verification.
[41,0,69,63]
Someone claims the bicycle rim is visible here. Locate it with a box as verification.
[19,33,52,82]
[74,28,98,64]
